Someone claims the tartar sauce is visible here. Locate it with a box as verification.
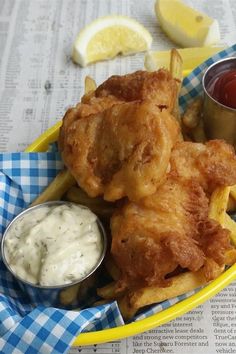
[4,204,103,286]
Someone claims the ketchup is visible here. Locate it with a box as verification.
[207,69,236,109]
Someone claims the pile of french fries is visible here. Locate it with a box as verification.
[31,52,236,320]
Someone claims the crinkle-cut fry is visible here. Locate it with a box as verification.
[85,75,97,93]
[208,186,230,225]
[59,283,80,305]
[223,213,236,246]
[170,48,183,123]
[227,195,236,213]
[182,97,203,129]
[104,255,121,281]
[65,186,115,218]
[129,270,207,313]
[31,169,76,206]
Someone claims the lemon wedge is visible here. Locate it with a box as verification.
[155,0,220,47]
[72,15,152,67]
[144,47,225,76]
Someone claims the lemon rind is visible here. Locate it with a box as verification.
[155,0,220,47]
[72,15,153,67]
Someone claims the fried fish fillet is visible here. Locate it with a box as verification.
[111,140,236,289]
[59,96,120,150]
[59,69,179,201]
[59,101,180,201]
[59,69,178,149]
[111,177,207,289]
[111,177,230,290]
[95,69,178,112]
[170,140,236,193]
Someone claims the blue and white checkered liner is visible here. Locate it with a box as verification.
[180,43,236,112]
[0,45,236,353]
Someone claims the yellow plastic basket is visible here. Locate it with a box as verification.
[25,121,236,346]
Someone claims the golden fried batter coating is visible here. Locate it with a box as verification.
[111,177,208,289]
[59,69,180,201]
[59,69,178,148]
[59,96,120,150]
[59,101,180,201]
[111,140,236,290]
[170,140,236,192]
[95,69,178,112]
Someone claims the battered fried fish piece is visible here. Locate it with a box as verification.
[111,140,236,289]
[95,69,178,112]
[59,69,180,201]
[111,176,231,290]
[170,140,236,193]
[59,101,180,201]
[60,69,178,143]
[59,96,120,149]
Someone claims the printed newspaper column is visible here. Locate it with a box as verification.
[210,282,236,353]
[126,304,211,354]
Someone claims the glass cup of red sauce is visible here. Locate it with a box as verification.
[202,57,236,146]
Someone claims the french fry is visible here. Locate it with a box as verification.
[170,48,183,87]
[209,186,236,263]
[170,48,183,123]
[65,186,115,218]
[32,75,96,207]
[230,184,236,201]
[130,270,206,309]
[223,213,236,246]
[225,249,236,265]
[118,295,137,321]
[204,258,225,280]
[97,281,119,300]
[31,169,76,206]
[182,98,203,129]
[84,76,97,94]
[59,283,80,305]
[118,255,229,320]
[208,186,230,224]
[227,195,236,213]
[119,270,207,320]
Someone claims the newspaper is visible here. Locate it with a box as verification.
[1,0,236,152]
[0,0,236,353]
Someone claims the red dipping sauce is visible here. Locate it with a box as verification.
[207,69,236,109]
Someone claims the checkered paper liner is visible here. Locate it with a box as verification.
[0,45,236,354]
